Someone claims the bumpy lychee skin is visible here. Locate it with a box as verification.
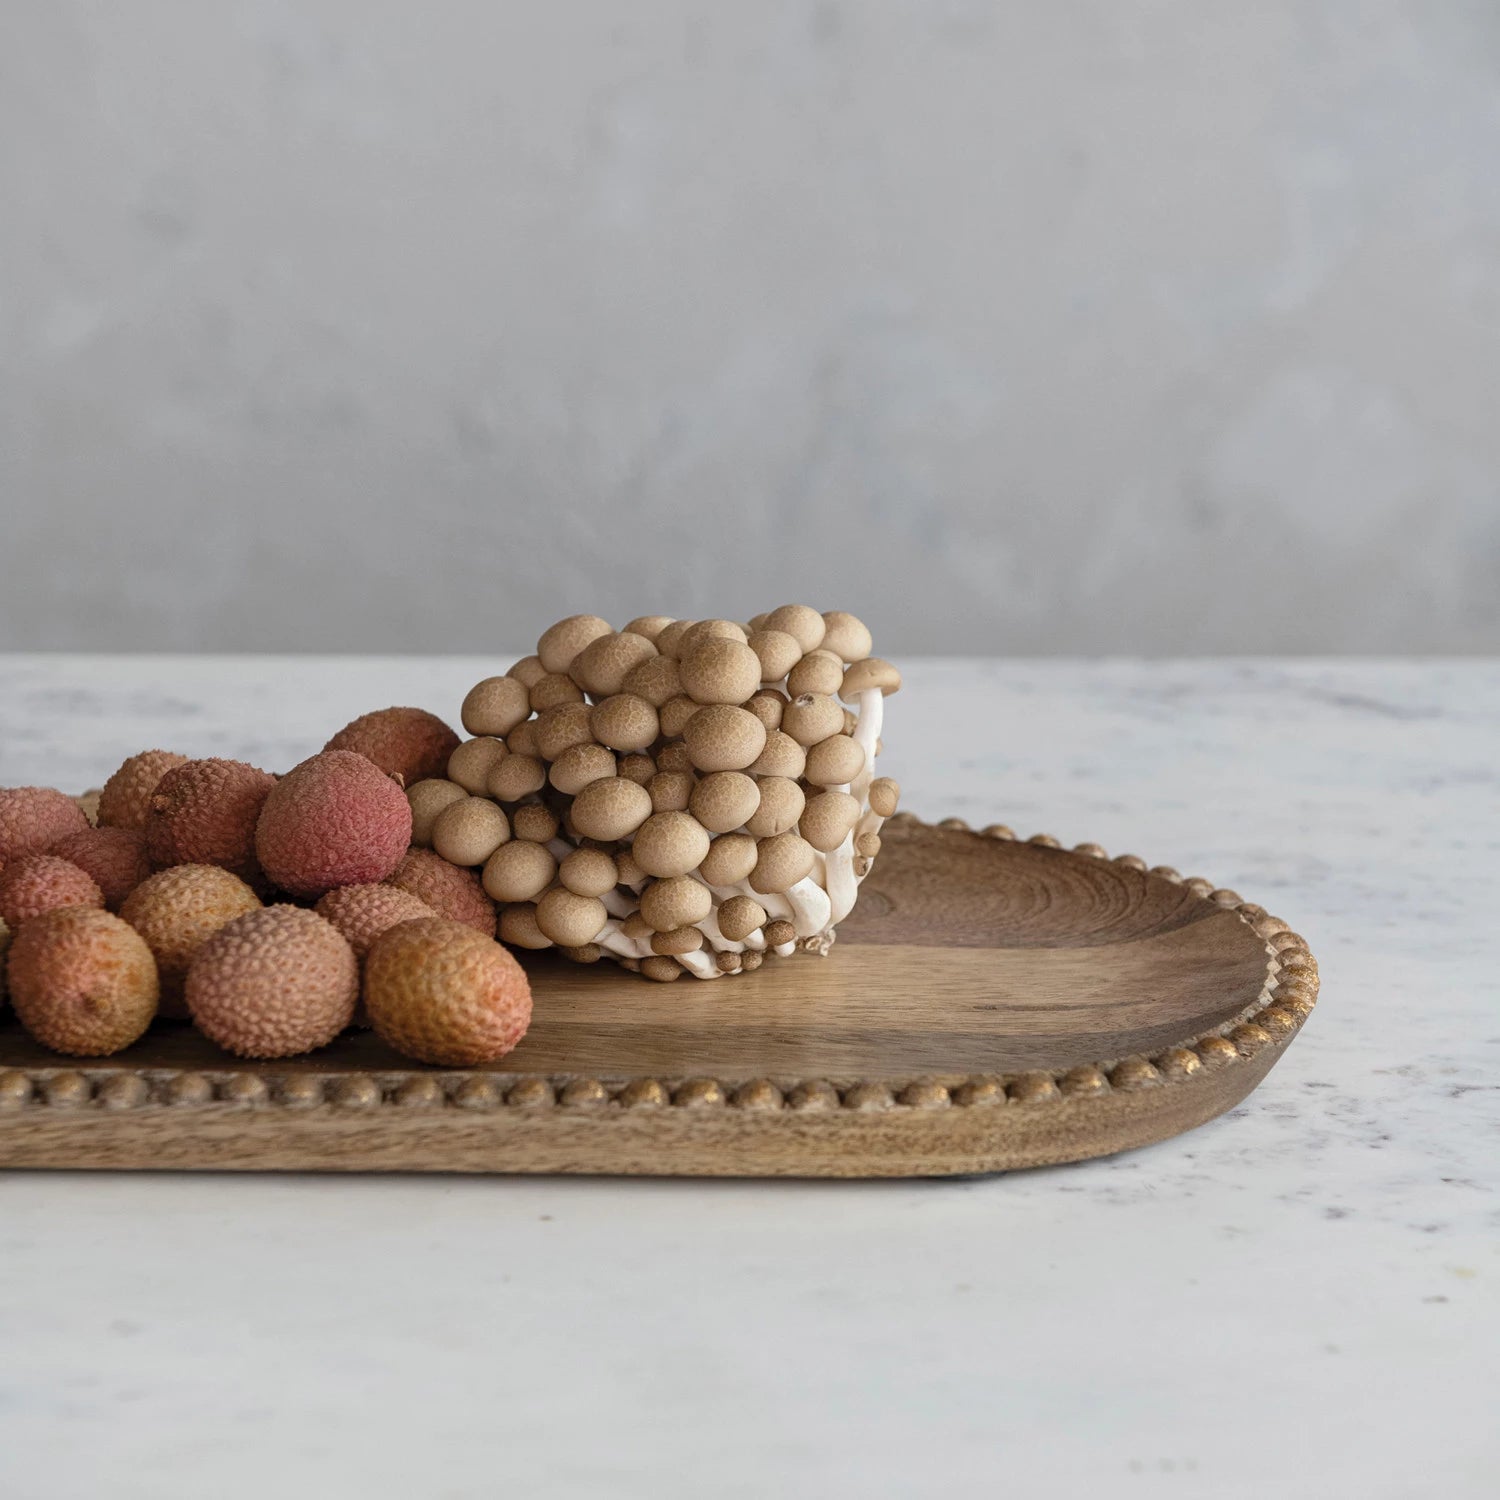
[365,917,532,1066]
[48,827,151,911]
[8,907,158,1056]
[384,847,497,937]
[187,905,358,1059]
[324,707,462,789]
[97,750,188,831]
[145,757,277,883]
[0,787,91,868]
[0,916,12,1008]
[255,751,412,900]
[120,864,263,1017]
[314,883,436,960]
[0,854,106,927]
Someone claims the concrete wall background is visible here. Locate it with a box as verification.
[3,1,1497,654]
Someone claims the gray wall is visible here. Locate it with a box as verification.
[3,2,1497,655]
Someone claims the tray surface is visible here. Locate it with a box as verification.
[0,816,1319,1176]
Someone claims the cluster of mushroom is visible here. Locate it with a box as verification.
[411,608,901,981]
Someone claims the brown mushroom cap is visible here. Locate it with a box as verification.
[448,737,508,795]
[679,637,762,706]
[538,615,613,675]
[488,753,547,803]
[763,918,796,948]
[571,631,658,698]
[717,893,768,942]
[868,777,901,817]
[839,657,902,701]
[688,770,760,834]
[652,620,696,659]
[614,848,646,887]
[750,832,817,894]
[590,694,660,752]
[622,615,675,643]
[781,693,845,747]
[640,875,713,931]
[819,611,874,663]
[745,689,788,730]
[658,695,700,738]
[569,777,653,841]
[506,719,541,758]
[841,708,858,737]
[432,796,512,866]
[761,605,825,653]
[529,672,586,713]
[678,619,749,656]
[559,847,619,898]
[461,676,532,739]
[511,802,561,843]
[483,840,558,903]
[798,790,860,852]
[535,887,608,947]
[535,703,596,762]
[640,955,683,982]
[648,770,696,813]
[740,948,764,972]
[407,778,468,846]
[617,753,656,787]
[506,655,548,689]
[743,776,806,838]
[620,655,683,708]
[803,733,867,787]
[655,741,694,773]
[548,742,617,796]
[621,911,653,940]
[631,811,712,879]
[856,831,882,859]
[499,901,554,949]
[786,649,845,698]
[651,925,704,956]
[682,704,767,773]
[747,728,806,780]
[559,942,602,964]
[747,629,802,683]
[698,833,758,886]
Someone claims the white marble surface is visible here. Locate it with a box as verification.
[0,655,1495,1498]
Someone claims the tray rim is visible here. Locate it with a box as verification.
[0,813,1320,1121]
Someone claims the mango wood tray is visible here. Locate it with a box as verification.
[0,815,1319,1177]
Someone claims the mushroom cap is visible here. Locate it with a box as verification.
[747,728,806,780]
[763,918,796,948]
[750,832,817,894]
[677,619,749,655]
[717,894,768,942]
[631,811,712,879]
[407,779,469,846]
[688,771,760,834]
[651,925,704,956]
[840,657,902,700]
[698,833,758,886]
[622,615,675,643]
[786,649,845,698]
[745,689,788,730]
[648,770,697,813]
[658,695,701,738]
[537,615,613,675]
[482,840,558,903]
[548,742,617,796]
[841,707,858,737]
[804,734,866,787]
[506,655,548,689]
[617,753,656,787]
[461,676,532,739]
[744,776,805,837]
[560,943,602,964]
[655,741,694,774]
[535,703,596,762]
[558,847,618,899]
[652,620,696,659]
[781,692,845,746]
[487,754,547,803]
[620,655,683,708]
[511,802,560,843]
[747,629,802,683]
[571,631,658,698]
[799,790,861,852]
[856,831,882,859]
[569,777,653,841]
[679,637,762,706]
[506,719,541,758]
[498,901,553,949]
[682,704,767,773]
[447,737,507,796]
[640,955,683,982]
[621,911,654,940]
[589,694,660,752]
[639,875,713,931]
[819,611,874,663]
[529,672,586,713]
[431,797,511,867]
[535,887,608,947]
[761,605,826,653]
[868,776,901,818]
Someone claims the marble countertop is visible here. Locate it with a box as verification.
[1,655,1494,1498]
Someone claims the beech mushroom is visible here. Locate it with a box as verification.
[559,847,619,898]
[819,611,873,662]
[549,742,617,796]
[535,887,609,947]
[799,791,860,853]
[761,605,825,653]
[623,615,675,643]
[648,770,696,813]
[781,692,845,747]
[869,777,901,817]
[618,753,656,786]
[640,955,683,982]
[717,894,767,942]
[688,771,760,834]
[682,704,767,772]
[448,737,507,796]
[432,797,511,866]
[529,672,586,713]
[655,741,694,773]
[750,833,816,894]
[511,802,561,843]
[747,629,803,683]
[652,620,696,658]
[535,703,596,762]
[677,619,749,655]
[590,694,659,752]
[632,811,711,879]
[786,650,845,698]
[745,689,788,729]
[743,777,805,838]
[747,728,806,780]
[461,676,532,738]
[680,637,762,705]
[506,655,548,688]
[483,841,557,903]
[570,777,652,841]
[621,656,682,708]
[488,753,546,803]
[803,733,865,787]
[698,834,758,887]
[499,902,553,949]
[571,631,657,698]
[658,694,700,738]
[640,875,713,931]
[538,615,613,675]
[507,719,541,758]
[652,926,704,956]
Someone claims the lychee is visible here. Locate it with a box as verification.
[7,907,158,1056]
[119,864,263,1017]
[97,750,188,830]
[254,751,412,899]
[48,827,152,910]
[186,905,358,1059]
[314,883,436,960]
[0,854,106,927]
[384,847,497,937]
[365,916,532,1066]
[0,786,91,867]
[324,707,462,788]
[145,757,277,883]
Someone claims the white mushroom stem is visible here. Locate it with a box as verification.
[695,907,744,953]
[773,941,796,958]
[782,875,831,938]
[850,688,883,805]
[676,949,721,979]
[601,888,635,919]
[823,829,860,926]
[596,917,653,961]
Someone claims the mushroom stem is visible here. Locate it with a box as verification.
[781,875,832,938]
[596,917,653,961]
[600,888,635,919]
[850,688,882,804]
[823,829,860,926]
[675,948,722,979]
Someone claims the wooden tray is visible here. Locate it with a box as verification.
[0,815,1319,1177]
